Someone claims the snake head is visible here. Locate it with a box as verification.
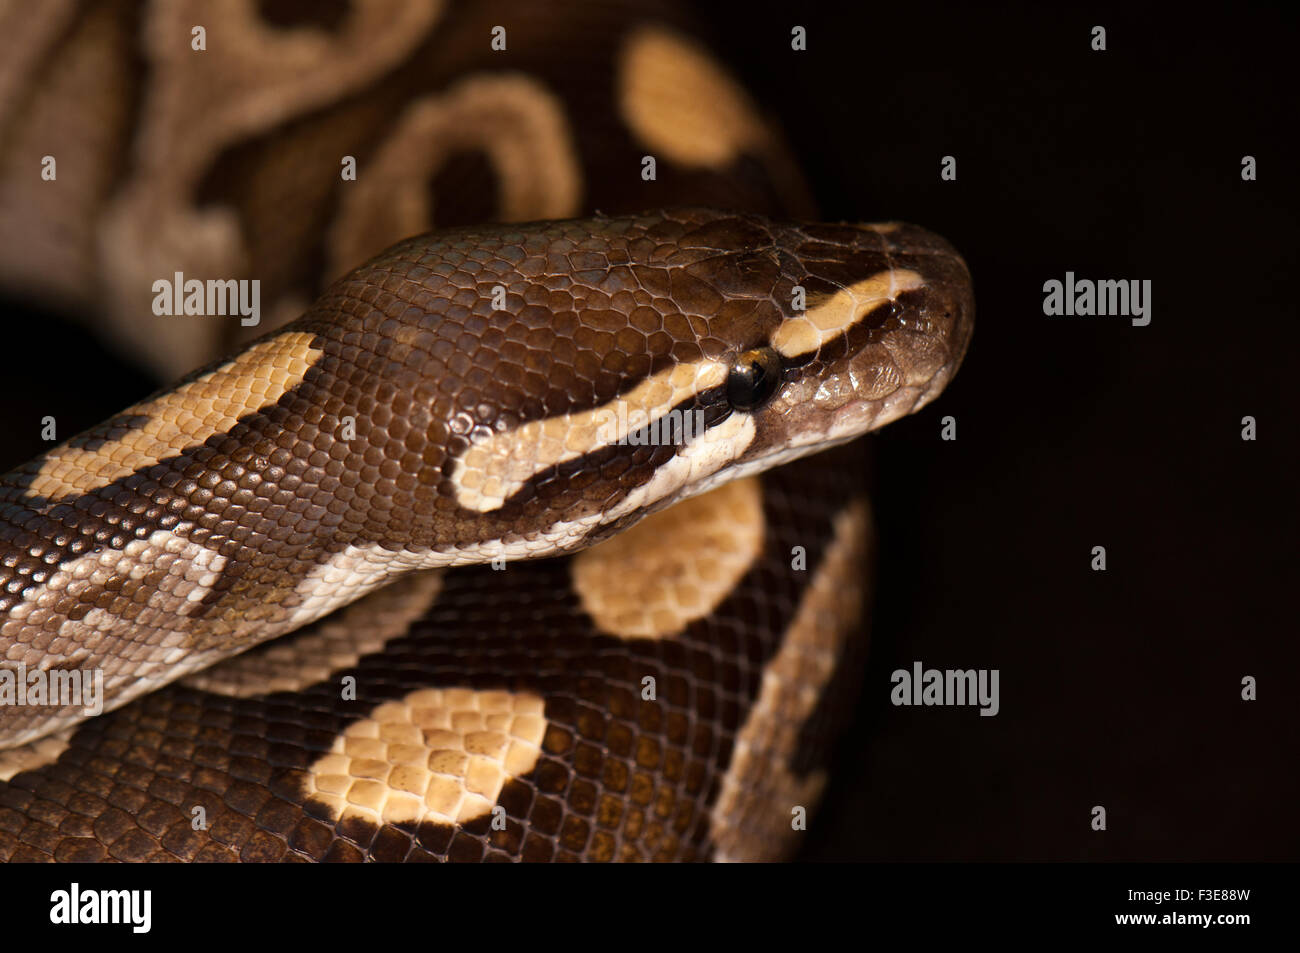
[370,207,973,554]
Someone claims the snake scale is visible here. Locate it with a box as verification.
[0,1,971,861]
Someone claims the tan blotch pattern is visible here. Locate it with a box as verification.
[772,269,925,359]
[710,499,871,862]
[96,0,443,376]
[453,359,728,512]
[2,525,227,668]
[329,74,582,280]
[184,571,444,698]
[0,526,232,747]
[618,25,767,167]
[27,331,321,501]
[573,477,764,639]
[305,689,547,827]
[0,728,73,782]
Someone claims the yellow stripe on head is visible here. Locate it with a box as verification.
[772,269,925,359]
[452,359,728,513]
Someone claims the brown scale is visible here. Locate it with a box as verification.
[0,2,974,861]
[0,444,868,862]
[0,208,971,745]
[0,1,814,375]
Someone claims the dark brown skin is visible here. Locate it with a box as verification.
[0,208,970,748]
[304,207,973,548]
[0,0,974,866]
[0,443,868,862]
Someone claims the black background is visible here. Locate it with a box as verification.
[1,3,1295,866]
[688,2,1296,861]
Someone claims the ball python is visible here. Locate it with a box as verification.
[0,2,972,862]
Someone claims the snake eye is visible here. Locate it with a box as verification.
[726,347,783,411]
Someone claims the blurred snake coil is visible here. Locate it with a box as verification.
[0,0,971,862]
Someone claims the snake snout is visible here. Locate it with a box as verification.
[749,219,975,455]
[865,221,975,404]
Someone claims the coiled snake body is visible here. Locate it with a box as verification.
[0,3,972,862]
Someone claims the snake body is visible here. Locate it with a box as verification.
[0,4,972,861]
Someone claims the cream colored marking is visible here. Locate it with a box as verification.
[274,525,617,637]
[0,518,617,750]
[0,728,73,782]
[772,269,926,359]
[305,688,547,827]
[5,528,229,651]
[605,411,757,525]
[1,526,229,748]
[574,478,763,639]
[440,513,607,565]
[277,543,442,633]
[683,435,847,509]
[185,571,444,698]
[619,25,767,167]
[27,332,320,501]
[453,360,728,513]
[329,73,581,280]
[97,0,443,377]
[863,222,901,234]
[710,499,871,862]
